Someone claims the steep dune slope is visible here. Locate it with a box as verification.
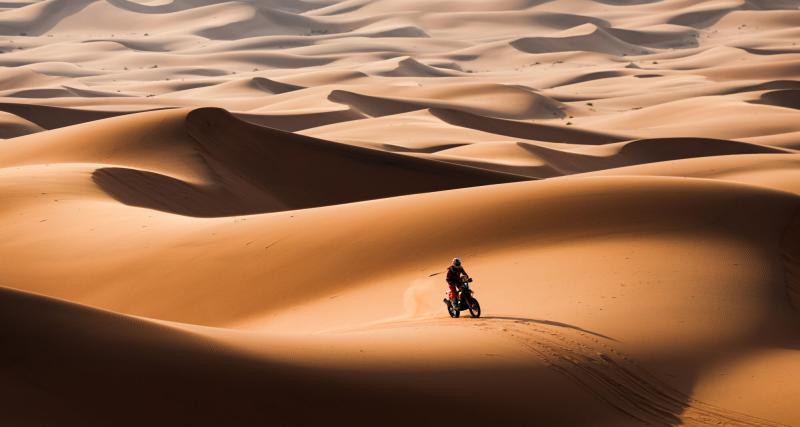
[0,286,636,426]
[581,153,800,193]
[0,102,162,132]
[2,108,526,215]
[177,107,527,212]
[1,166,798,424]
[0,110,43,138]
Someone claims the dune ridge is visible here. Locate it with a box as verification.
[94,107,527,216]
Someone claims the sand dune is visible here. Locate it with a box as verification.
[2,107,525,215]
[1,0,800,425]
[419,136,790,178]
[0,102,158,130]
[234,107,365,131]
[2,161,798,424]
[328,84,567,120]
[367,56,460,78]
[753,89,800,110]
[0,286,642,426]
[582,153,800,194]
[104,107,525,215]
[0,110,43,138]
[429,107,630,144]
[511,24,653,56]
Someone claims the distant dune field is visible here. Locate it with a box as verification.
[1,1,799,425]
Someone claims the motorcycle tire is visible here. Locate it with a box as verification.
[447,302,460,318]
[468,298,481,318]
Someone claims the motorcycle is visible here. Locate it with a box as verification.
[443,277,481,318]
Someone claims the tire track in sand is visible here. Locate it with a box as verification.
[472,317,785,427]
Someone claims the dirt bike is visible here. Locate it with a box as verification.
[443,277,481,318]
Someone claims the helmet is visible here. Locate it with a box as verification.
[452,257,461,266]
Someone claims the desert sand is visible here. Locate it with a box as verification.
[1,0,799,425]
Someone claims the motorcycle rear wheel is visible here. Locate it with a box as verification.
[468,298,481,318]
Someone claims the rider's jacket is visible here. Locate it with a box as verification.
[446,265,467,284]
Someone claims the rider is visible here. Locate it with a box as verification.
[446,257,469,308]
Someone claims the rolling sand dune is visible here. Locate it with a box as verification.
[1,0,800,425]
[0,102,161,130]
[0,109,42,137]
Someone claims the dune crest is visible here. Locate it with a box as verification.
[94,107,526,216]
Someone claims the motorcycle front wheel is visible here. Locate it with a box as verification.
[447,302,460,318]
[468,298,481,318]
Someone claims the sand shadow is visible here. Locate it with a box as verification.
[92,167,281,217]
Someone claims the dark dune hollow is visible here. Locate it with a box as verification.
[0,102,169,130]
[0,287,563,427]
[514,137,789,176]
[93,107,528,217]
[429,107,630,145]
[751,89,800,111]
[233,108,366,132]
